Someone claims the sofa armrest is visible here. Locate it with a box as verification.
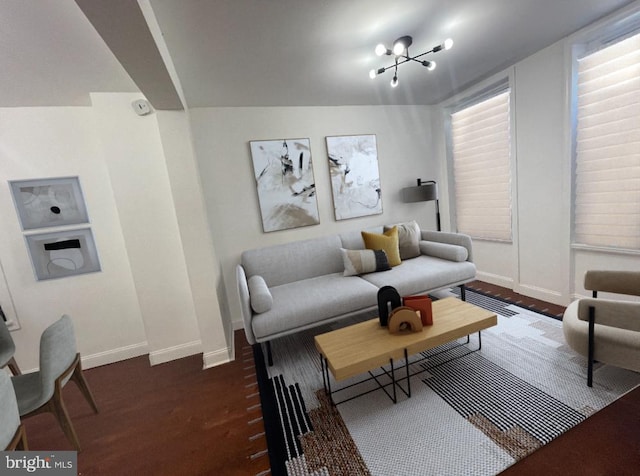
[236,264,257,345]
[420,230,474,262]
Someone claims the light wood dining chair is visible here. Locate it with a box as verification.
[1,370,28,450]
[1,320,21,375]
[11,315,98,451]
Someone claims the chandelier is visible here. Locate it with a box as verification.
[369,36,453,87]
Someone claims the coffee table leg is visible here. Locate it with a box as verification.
[404,348,411,398]
[321,355,335,405]
[320,354,327,393]
[478,331,482,350]
[390,358,397,404]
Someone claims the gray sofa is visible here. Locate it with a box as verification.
[236,225,476,363]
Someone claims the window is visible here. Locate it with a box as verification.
[574,32,640,250]
[450,89,512,241]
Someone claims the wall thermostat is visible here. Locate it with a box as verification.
[132,99,153,116]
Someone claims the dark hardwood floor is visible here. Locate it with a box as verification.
[19,281,639,475]
[21,332,270,476]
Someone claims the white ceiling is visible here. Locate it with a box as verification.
[0,0,636,108]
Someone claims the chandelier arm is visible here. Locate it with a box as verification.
[376,47,439,72]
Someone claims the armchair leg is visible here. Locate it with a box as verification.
[587,306,595,387]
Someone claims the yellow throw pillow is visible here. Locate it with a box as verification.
[361,226,401,266]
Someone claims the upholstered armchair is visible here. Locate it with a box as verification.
[563,270,640,387]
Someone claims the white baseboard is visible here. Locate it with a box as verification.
[475,271,514,289]
[475,272,567,306]
[232,318,244,331]
[149,340,202,366]
[81,341,149,370]
[203,347,231,369]
[514,283,565,306]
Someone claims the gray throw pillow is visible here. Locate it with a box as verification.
[385,220,421,260]
[247,275,273,313]
[341,248,391,276]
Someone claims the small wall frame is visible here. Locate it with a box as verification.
[10,176,89,230]
[25,228,101,281]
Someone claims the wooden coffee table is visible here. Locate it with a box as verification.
[314,297,497,404]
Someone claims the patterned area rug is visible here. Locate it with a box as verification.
[256,289,640,476]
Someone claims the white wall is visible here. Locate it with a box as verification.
[0,94,231,371]
[189,105,439,329]
[154,110,230,367]
[0,106,148,370]
[435,6,640,306]
[512,41,570,304]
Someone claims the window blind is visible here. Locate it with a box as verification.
[574,32,640,250]
[450,90,512,241]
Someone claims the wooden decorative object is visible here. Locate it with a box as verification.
[377,286,402,326]
[388,307,423,334]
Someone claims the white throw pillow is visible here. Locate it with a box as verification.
[341,248,391,276]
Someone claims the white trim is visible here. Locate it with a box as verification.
[203,347,232,369]
[81,341,149,369]
[514,283,565,307]
[232,318,244,331]
[149,340,202,366]
[476,270,514,289]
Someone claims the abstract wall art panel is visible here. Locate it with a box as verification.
[25,228,101,281]
[10,176,89,230]
[249,138,319,232]
[326,134,382,220]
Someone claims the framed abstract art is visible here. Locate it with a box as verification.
[249,138,320,232]
[10,176,89,230]
[25,228,101,281]
[326,134,382,220]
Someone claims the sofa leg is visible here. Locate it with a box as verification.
[265,341,273,367]
[459,284,466,301]
[587,306,595,387]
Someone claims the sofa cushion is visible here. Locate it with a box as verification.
[385,220,421,260]
[419,241,469,262]
[362,226,401,266]
[241,235,344,287]
[360,255,476,296]
[339,226,384,250]
[247,275,273,313]
[251,273,380,340]
[341,248,390,276]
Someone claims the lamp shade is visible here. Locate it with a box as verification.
[401,181,438,203]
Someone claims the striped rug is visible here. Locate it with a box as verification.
[255,289,640,476]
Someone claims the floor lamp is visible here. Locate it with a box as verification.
[401,179,441,231]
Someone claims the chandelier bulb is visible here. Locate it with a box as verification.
[375,44,388,56]
[393,42,406,56]
[444,38,454,50]
[369,69,377,79]
[390,75,399,88]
